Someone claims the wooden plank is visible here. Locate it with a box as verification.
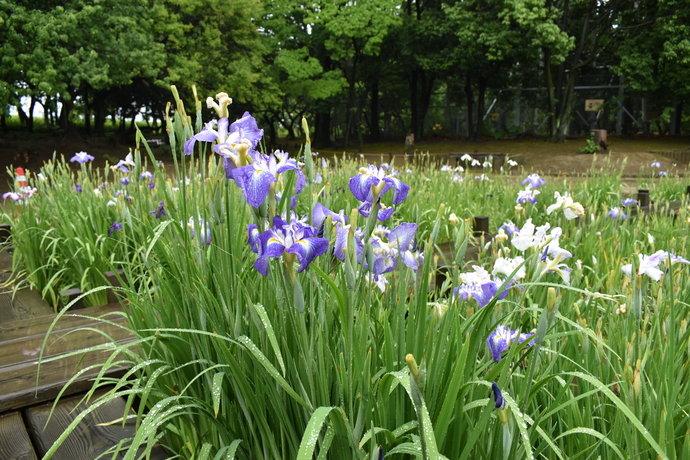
[0,343,132,412]
[0,286,54,324]
[0,303,125,343]
[0,412,37,460]
[25,393,168,460]
[0,247,55,322]
[0,320,132,368]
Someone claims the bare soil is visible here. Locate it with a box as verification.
[0,132,688,192]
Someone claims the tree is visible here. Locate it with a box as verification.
[614,0,690,134]
[259,0,347,147]
[534,0,619,142]
[307,0,402,147]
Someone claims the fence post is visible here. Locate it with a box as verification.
[637,189,650,208]
[473,216,489,237]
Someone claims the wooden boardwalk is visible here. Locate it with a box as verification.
[0,247,168,459]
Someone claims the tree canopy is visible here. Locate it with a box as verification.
[1,0,688,143]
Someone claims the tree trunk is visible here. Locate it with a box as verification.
[59,91,81,144]
[670,102,683,135]
[93,90,108,137]
[474,78,487,141]
[26,97,36,133]
[261,114,277,151]
[314,112,332,148]
[418,70,434,140]
[369,79,380,142]
[554,76,576,142]
[83,86,91,135]
[58,95,74,130]
[409,70,418,139]
[409,69,434,141]
[43,96,51,126]
[465,76,474,140]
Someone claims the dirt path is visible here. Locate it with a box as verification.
[0,134,687,192]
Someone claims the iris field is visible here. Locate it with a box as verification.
[3,89,690,460]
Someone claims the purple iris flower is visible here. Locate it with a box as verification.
[383,222,421,273]
[248,224,262,254]
[2,192,22,201]
[115,153,135,174]
[607,207,627,220]
[357,223,423,274]
[486,325,535,362]
[349,165,410,205]
[75,184,83,193]
[70,151,94,164]
[333,223,352,261]
[492,382,505,409]
[120,177,130,186]
[357,201,394,222]
[521,174,546,188]
[184,113,263,169]
[516,187,540,205]
[499,221,519,236]
[253,215,329,276]
[621,198,638,206]
[659,171,667,177]
[109,222,123,236]
[312,203,348,230]
[148,183,155,189]
[454,278,510,308]
[232,150,305,208]
[150,201,166,219]
[140,171,154,180]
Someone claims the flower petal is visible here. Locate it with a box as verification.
[233,166,278,208]
[387,222,418,252]
[349,174,380,202]
[287,237,329,272]
[383,176,410,205]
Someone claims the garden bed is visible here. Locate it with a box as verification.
[2,96,690,459]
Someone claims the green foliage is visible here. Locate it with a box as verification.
[4,98,690,459]
[2,0,689,141]
[614,0,690,101]
[579,133,601,154]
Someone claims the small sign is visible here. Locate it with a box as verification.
[585,99,604,111]
[491,113,499,121]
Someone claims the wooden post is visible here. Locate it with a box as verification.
[435,268,448,293]
[637,189,650,208]
[104,270,125,304]
[0,224,10,244]
[591,129,608,151]
[58,288,85,310]
[473,216,489,237]
[686,185,690,196]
